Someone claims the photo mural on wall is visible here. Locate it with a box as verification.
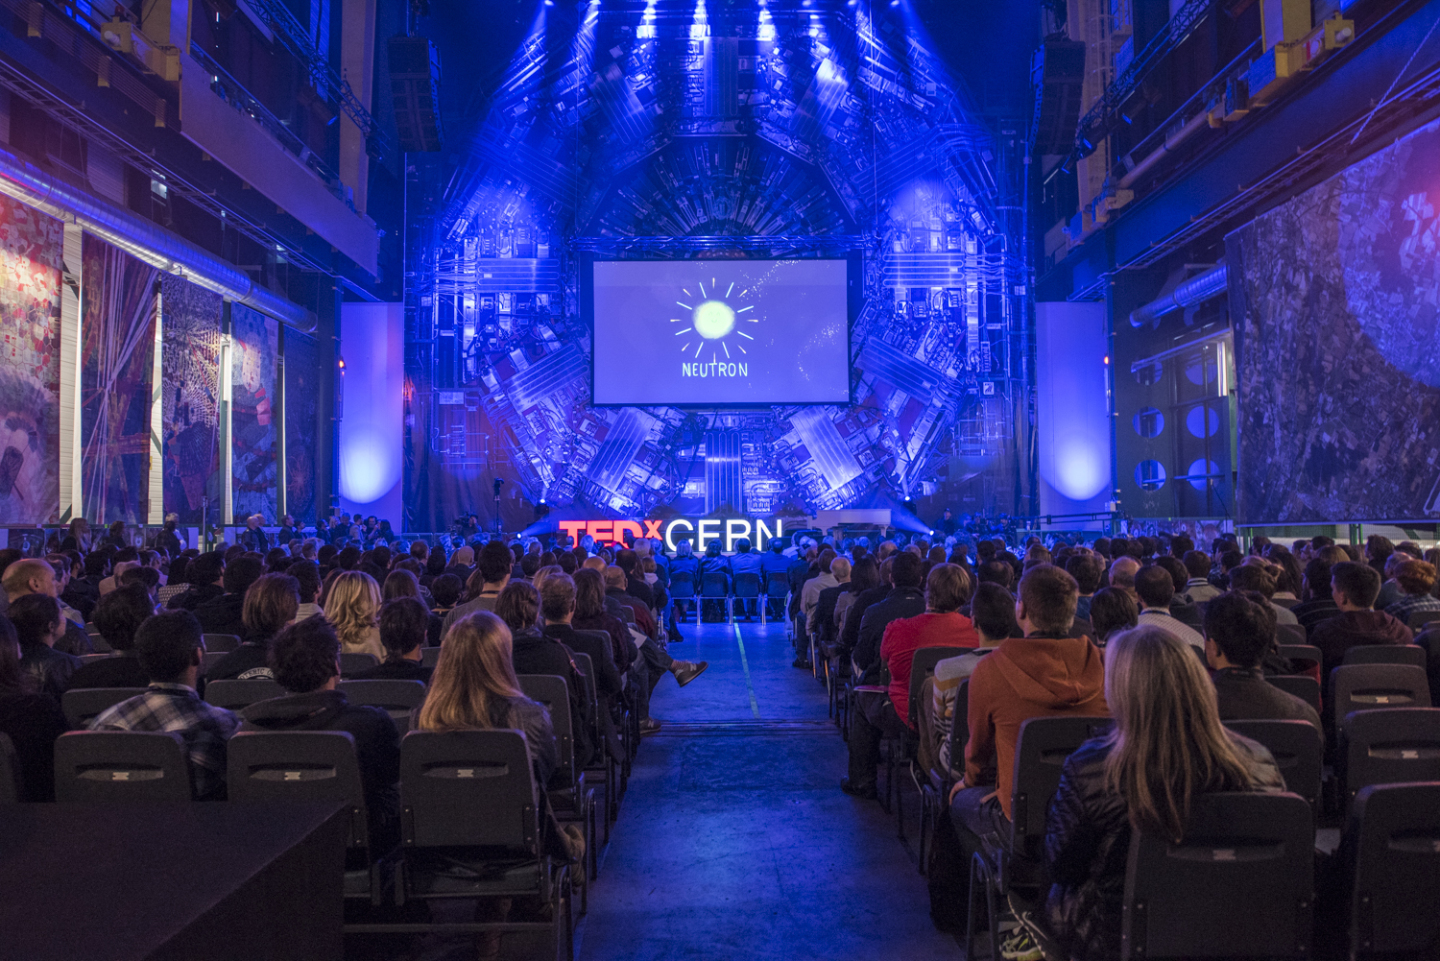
[160,275,223,526]
[283,327,319,524]
[81,234,159,524]
[231,302,278,523]
[0,196,62,525]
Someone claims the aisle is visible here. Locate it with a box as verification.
[577,619,959,961]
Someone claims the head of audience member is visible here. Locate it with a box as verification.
[119,565,161,602]
[267,615,340,694]
[1170,534,1194,557]
[1016,564,1079,637]
[430,573,463,610]
[1088,587,1138,645]
[1203,590,1277,672]
[2,558,56,601]
[188,551,226,588]
[289,560,322,606]
[1133,565,1175,612]
[829,556,852,585]
[168,554,191,586]
[848,556,879,595]
[1065,554,1104,598]
[1103,624,1261,841]
[970,583,1019,643]
[0,614,29,696]
[420,611,524,732]
[378,597,429,663]
[223,555,264,598]
[924,563,971,614]
[326,571,381,646]
[1331,560,1382,612]
[135,610,205,686]
[382,569,422,603]
[581,555,607,574]
[242,573,300,643]
[83,551,110,579]
[977,559,1014,591]
[1108,556,1141,598]
[1302,555,1337,601]
[8,593,65,651]
[573,568,608,622]
[540,573,577,625]
[600,566,627,594]
[1227,563,1277,600]
[1396,560,1438,598]
[1152,556,1190,600]
[615,549,641,577]
[890,550,925,592]
[93,584,154,652]
[495,581,540,636]
[450,545,475,569]
[1366,534,1395,570]
[1182,550,1210,585]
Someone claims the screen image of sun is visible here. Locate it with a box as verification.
[591,258,850,406]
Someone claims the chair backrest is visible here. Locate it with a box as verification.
[0,733,20,803]
[53,731,193,802]
[339,652,379,676]
[734,573,761,597]
[569,650,602,745]
[670,571,696,597]
[1277,644,1321,673]
[202,633,242,653]
[1224,720,1323,811]
[1010,715,1113,856]
[1266,674,1322,716]
[907,646,960,727]
[204,678,287,710]
[1330,664,1431,734]
[420,646,441,667]
[1348,782,1440,957]
[1275,623,1307,647]
[61,687,148,728]
[338,679,427,735]
[399,730,540,852]
[1342,707,1440,803]
[200,650,231,675]
[516,674,577,791]
[701,572,728,597]
[766,572,790,598]
[944,677,970,780]
[616,604,636,625]
[227,731,369,849]
[1121,792,1314,960]
[79,653,114,664]
[1342,644,1426,669]
[1407,609,1440,633]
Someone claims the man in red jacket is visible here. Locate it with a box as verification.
[841,563,978,798]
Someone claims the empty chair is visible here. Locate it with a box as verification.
[227,731,385,903]
[204,678,286,710]
[53,731,192,802]
[350,730,571,956]
[1276,623,1307,647]
[1121,792,1314,960]
[1224,720,1323,811]
[339,652,379,676]
[1330,664,1431,735]
[1342,644,1426,669]
[1278,643,1322,675]
[338,679,426,735]
[1345,782,1440,958]
[61,687,147,728]
[1267,674,1322,716]
[202,634,242,653]
[0,733,20,804]
[1341,707,1440,803]
[420,646,441,668]
[1406,608,1440,633]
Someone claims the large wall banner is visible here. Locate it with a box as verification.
[231,302,278,523]
[160,275,224,526]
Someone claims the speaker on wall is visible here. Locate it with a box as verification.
[388,36,444,153]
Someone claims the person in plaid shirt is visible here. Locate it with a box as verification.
[1384,559,1440,628]
[90,610,240,800]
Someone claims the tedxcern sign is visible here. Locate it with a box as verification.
[558,518,786,552]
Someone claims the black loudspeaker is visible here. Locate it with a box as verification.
[388,36,443,153]
[1031,38,1086,155]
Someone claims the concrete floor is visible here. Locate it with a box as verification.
[575,618,960,961]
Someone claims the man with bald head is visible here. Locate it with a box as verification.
[3,557,92,654]
[1108,556,1140,602]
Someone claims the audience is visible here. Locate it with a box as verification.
[169,552,226,611]
[1087,587,1138,646]
[1228,563,1300,626]
[351,598,433,683]
[64,585,154,689]
[441,541,514,632]
[326,571,385,661]
[1042,625,1284,961]
[928,582,1014,779]
[572,568,634,676]
[206,573,300,681]
[3,558,90,655]
[1309,561,1413,676]
[1204,591,1323,738]
[1292,552,1344,635]
[10,593,82,697]
[90,611,240,801]
[1065,554,1103,623]
[194,555,264,638]
[505,580,594,766]
[1133,565,1204,649]
[289,560,323,621]
[1384,559,1440,626]
[0,613,67,801]
[853,551,928,686]
[428,573,463,645]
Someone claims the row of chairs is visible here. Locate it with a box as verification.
[668,571,790,624]
[60,679,427,729]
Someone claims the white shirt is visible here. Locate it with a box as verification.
[800,573,838,630]
[1137,607,1206,649]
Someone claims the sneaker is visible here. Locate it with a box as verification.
[671,660,708,687]
[640,718,663,735]
[1000,929,1044,961]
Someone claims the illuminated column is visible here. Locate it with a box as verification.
[219,300,234,525]
[57,224,83,521]
[146,279,164,525]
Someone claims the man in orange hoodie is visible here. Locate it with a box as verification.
[947,563,1107,861]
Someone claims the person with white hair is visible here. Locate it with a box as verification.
[240,514,270,553]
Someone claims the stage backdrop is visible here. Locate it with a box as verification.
[231,303,278,523]
[81,235,160,523]
[1035,301,1111,522]
[160,275,224,526]
[0,196,62,525]
[283,327,319,524]
[1228,116,1440,524]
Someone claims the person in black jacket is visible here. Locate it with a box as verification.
[0,613,68,801]
[64,584,153,690]
[167,552,227,612]
[351,597,432,684]
[522,579,602,768]
[1043,625,1284,961]
[837,556,888,665]
[194,555,264,639]
[1204,590,1323,739]
[10,593,82,698]
[852,552,927,684]
[207,573,299,681]
[239,615,400,850]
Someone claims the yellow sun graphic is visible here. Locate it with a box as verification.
[671,277,758,362]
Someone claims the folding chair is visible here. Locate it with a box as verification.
[1278,643,1322,676]
[202,633,242,653]
[518,674,596,913]
[61,687,147,728]
[1267,674,1322,716]
[204,678,287,710]
[670,571,696,624]
[1341,707,1440,805]
[78,653,114,665]
[1342,644,1427,669]
[53,731,192,802]
[570,648,618,848]
[700,572,730,624]
[732,573,761,622]
[1406,609,1440,633]
[339,679,427,735]
[340,652,380,676]
[764,572,789,623]
[1330,664,1431,736]
[1121,792,1314,959]
[0,733,21,803]
[346,730,573,960]
[968,715,1112,961]
[881,646,955,826]
[1224,719,1323,812]
[919,675,971,875]
[420,646,441,667]
[1346,782,1440,958]
[228,730,391,905]
[1276,623,1307,647]
[200,650,231,675]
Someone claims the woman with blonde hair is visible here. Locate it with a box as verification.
[530,564,563,597]
[323,571,383,660]
[1042,624,1284,960]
